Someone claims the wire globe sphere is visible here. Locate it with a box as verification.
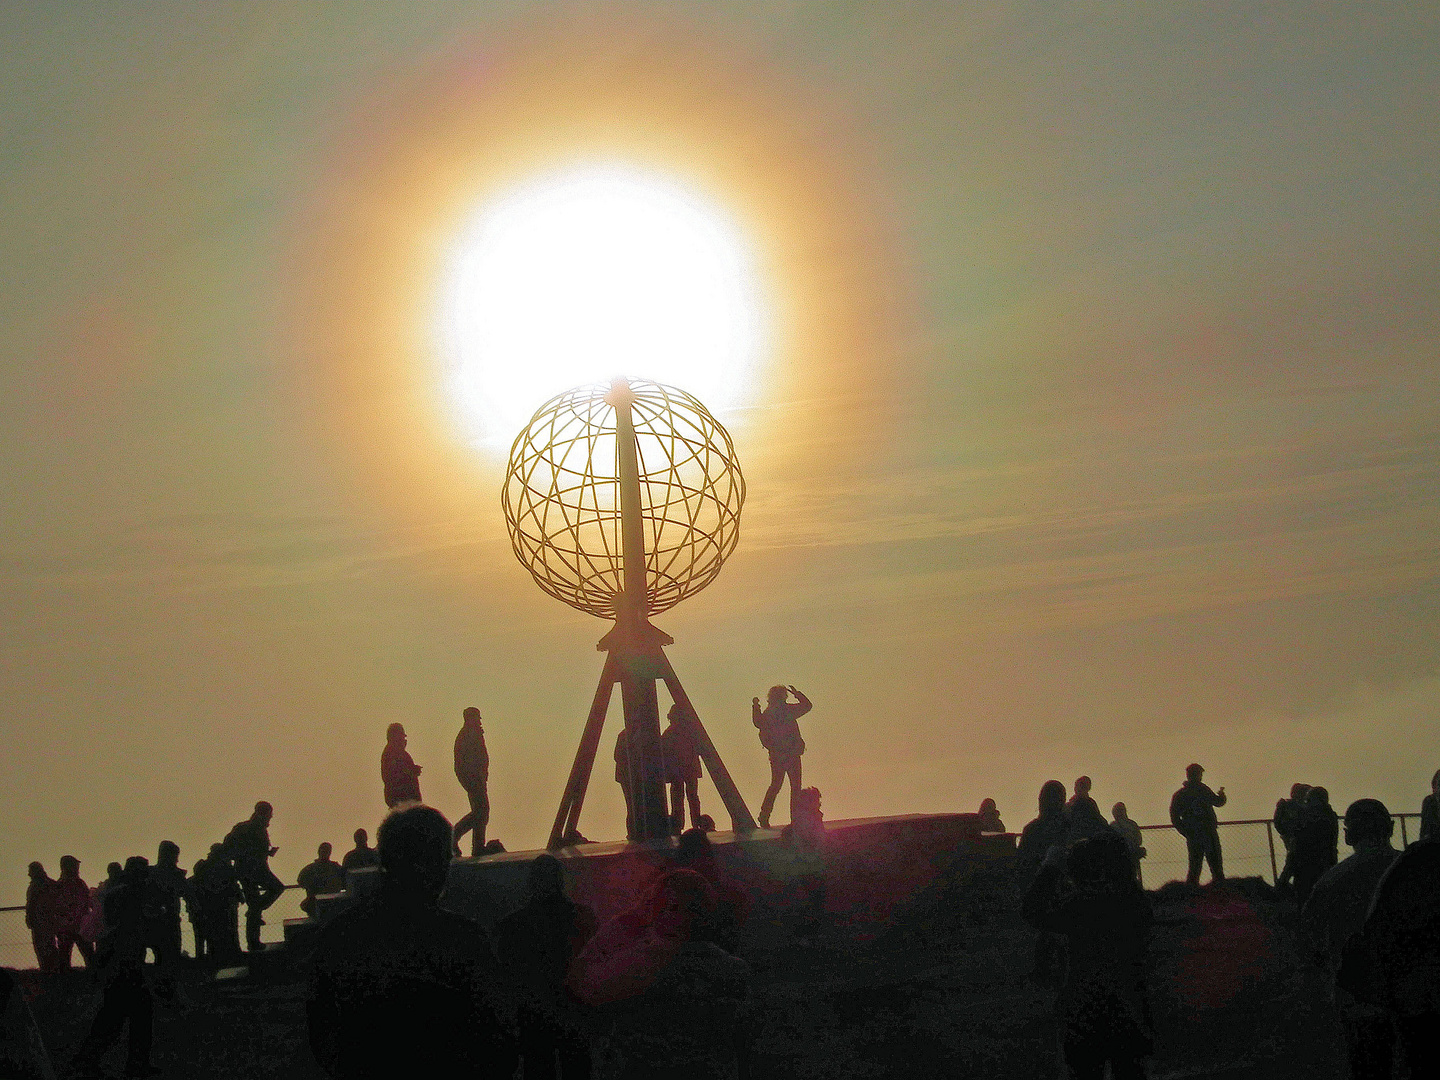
[502,379,745,620]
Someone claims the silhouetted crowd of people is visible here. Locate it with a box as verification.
[12,707,1439,1080]
[308,803,767,1080]
[1010,764,1440,1079]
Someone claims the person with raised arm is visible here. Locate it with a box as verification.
[753,684,812,830]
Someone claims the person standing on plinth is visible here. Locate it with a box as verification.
[381,722,423,809]
[451,707,491,857]
[615,728,636,840]
[662,702,704,836]
[224,801,285,953]
[754,684,812,830]
[1169,764,1226,886]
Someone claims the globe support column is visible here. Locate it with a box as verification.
[545,380,758,849]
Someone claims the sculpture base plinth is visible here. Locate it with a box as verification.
[441,812,1016,931]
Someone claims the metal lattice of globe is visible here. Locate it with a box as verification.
[502,379,744,620]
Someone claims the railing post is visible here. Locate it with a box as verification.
[1265,821,1278,885]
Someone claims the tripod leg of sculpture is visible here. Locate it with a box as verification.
[547,653,621,849]
[659,655,758,832]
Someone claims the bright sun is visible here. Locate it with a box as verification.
[440,165,765,443]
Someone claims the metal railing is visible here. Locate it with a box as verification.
[0,885,307,972]
[1136,812,1423,888]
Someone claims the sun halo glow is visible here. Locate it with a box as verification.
[440,165,766,445]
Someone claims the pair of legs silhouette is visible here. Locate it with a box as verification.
[758,753,801,829]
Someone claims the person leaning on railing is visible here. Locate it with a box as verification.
[1421,768,1440,842]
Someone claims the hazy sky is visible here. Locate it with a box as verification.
[4,4,1439,901]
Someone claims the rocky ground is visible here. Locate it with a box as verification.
[15,877,1349,1079]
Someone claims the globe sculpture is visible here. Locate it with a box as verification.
[502,379,744,620]
[503,377,757,845]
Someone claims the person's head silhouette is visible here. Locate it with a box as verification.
[1112,802,1129,821]
[526,854,564,900]
[317,842,333,861]
[1039,780,1066,816]
[1067,829,1135,892]
[253,800,273,825]
[377,805,452,903]
[1186,763,1204,782]
[1075,776,1092,797]
[59,855,80,878]
[1309,786,1331,807]
[649,869,715,942]
[462,707,482,729]
[1343,799,1393,849]
[353,828,369,848]
[387,722,407,747]
[123,856,149,885]
[676,827,715,871]
[979,798,998,815]
[27,862,46,883]
[767,685,787,707]
[106,862,123,883]
[157,841,180,868]
[1431,768,1440,798]
[1291,782,1311,800]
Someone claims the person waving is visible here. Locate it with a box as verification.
[753,684,813,829]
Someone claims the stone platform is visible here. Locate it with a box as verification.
[288,813,1016,957]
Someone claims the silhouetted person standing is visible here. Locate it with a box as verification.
[1273,782,1311,890]
[1302,799,1400,1080]
[753,684,812,829]
[307,805,516,1079]
[452,708,490,857]
[72,856,154,1080]
[661,703,703,836]
[190,843,242,966]
[1018,780,1072,983]
[1169,764,1226,886]
[25,863,59,974]
[224,801,285,953]
[55,855,95,970]
[342,829,380,876]
[495,855,597,1080]
[1023,831,1153,1080]
[1292,785,1339,908]
[570,869,748,1077]
[1110,804,1146,884]
[673,828,749,953]
[1018,781,1070,872]
[614,728,636,841]
[1360,838,1440,1074]
[298,844,347,916]
[381,723,423,809]
[1067,777,1108,841]
[1420,767,1440,842]
[144,841,186,977]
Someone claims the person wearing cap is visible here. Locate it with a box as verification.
[55,855,95,969]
